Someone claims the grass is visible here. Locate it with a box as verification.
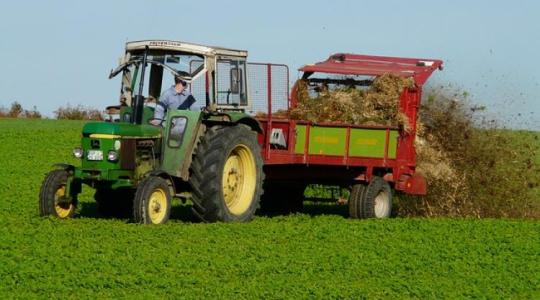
[0,118,539,298]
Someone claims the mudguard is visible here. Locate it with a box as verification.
[52,163,75,172]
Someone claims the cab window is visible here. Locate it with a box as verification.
[216,58,247,106]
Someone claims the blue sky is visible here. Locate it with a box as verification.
[0,0,538,128]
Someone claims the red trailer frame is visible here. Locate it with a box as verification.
[251,54,442,195]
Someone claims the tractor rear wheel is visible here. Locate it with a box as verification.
[349,177,393,219]
[39,169,77,219]
[189,125,264,222]
[133,176,172,224]
[94,188,135,218]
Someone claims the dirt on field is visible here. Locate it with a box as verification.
[398,91,540,218]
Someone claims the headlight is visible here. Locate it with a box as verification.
[73,147,83,158]
[107,150,119,162]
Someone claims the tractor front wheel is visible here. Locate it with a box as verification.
[189,125,264,222]
[39,169,77,219]
[133,176,172,224]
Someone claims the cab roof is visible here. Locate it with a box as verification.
[299,53,443,86]
[126,40,248,58]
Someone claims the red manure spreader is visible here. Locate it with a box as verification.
[252,53,443,218]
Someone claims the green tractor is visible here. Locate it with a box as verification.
[39,40,264,224]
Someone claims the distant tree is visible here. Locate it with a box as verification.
[54,104,104,120]
[8,102,23,118]
[24,106,42,119]
[0,102,42,119]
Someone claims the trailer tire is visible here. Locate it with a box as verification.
[189,125,264,222]
[360,176,393,218]
[348,183,366,219]
[133,176,171,224]
[39,169,77,219]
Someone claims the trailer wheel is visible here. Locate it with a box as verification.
[94,188,134,218]
[348,183,366,219]
[189,125,264,222]
[359,176,393,218]
[39,169,77,219]
[133,176,171,224]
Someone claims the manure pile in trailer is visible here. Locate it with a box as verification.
[273,74,414,130]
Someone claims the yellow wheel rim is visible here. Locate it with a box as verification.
[54,186,74,218]
[148,188,167,224]
[222,144,256,215]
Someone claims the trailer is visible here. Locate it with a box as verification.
[250,54,443,217]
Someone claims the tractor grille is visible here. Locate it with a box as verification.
[120,140,136,169]
[90,139,100,149]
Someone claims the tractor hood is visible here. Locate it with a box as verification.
[82,122,162,139]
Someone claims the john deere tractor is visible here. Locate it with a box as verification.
[39,40,264,224]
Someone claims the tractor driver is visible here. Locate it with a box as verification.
[150,76,196,126]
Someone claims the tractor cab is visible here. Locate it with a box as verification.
[75,40,257,182]
[109,40,251,124]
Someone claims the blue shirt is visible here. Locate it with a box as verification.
[154,86,196,121]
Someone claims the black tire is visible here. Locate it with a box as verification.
[39,169,77,219]
[133,176,172,224]
[359,176,393,219]
[348,183,366,219]
[189,125,264,222]
[94,188,135,218]
[259,181,306,215]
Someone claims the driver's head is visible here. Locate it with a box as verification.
[174,76,187,93]
[174,76,187,88]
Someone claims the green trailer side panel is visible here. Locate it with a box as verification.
[294,125,398,158]
[349,129,398,158]
[295,125,307,154]
[308,127,346,156]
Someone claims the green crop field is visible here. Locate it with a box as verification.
[0,118,539,298]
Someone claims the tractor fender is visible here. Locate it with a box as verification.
[235,117,263,133]
[203,113,262,133]
[146,170,176,195]
[51,164,81,195]
[147,170,172,180]
[52,163,75,172]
